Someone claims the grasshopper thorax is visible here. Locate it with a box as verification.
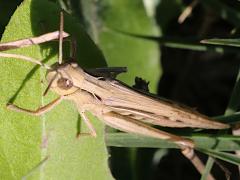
[46,62,80,96]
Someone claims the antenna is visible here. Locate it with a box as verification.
[0,52,51,69]
[43,72,58,96]
[44,11,64,96]
[58,11,64,65]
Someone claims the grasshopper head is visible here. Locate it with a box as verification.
[46,62,81,96]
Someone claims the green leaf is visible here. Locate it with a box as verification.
[97,0,161,92]
[0,0,112,179]
[201,38,240,47]
[214,112,240,124]
[117,32,240,54]
[198,148,240,166]
[200,157,215,180]
[106,133,240,151]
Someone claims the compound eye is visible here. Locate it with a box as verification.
[57,78,73,90]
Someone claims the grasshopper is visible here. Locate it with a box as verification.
[0,12,230,179]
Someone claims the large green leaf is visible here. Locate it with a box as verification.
[0,0,112,179]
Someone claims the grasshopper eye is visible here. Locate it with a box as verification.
[57,78,73,90]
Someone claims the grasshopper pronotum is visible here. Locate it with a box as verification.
[0,12,230,179]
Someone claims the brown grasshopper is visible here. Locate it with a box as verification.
[0,12,230,179]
